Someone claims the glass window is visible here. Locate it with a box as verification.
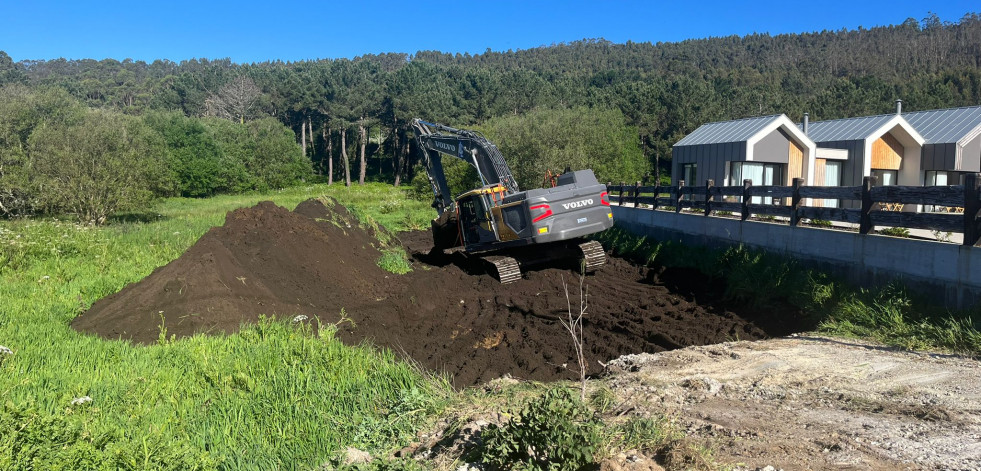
[819,162,843,208]
[728,162,784,204]
[682,163,697,186]
[924,171,965,212]
[871,169,898,186]
[925,171,965,186]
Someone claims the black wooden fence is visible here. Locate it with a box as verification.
[607,173,981,247]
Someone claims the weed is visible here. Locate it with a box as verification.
[481,388,601,470]
[561,269,588,401]
[932,230,953,242]
[588,386,617,414]
[809,219,833,228]
[878,227,910,238]
[377,249,413,274]
[618,416,673,452]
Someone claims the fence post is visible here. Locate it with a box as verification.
[859,176,875,235]
[633,181,642,207]
[964,173,981,246]
[741,179,752,221]
[704,179,714,216]
[618,181,625,207]
[652,182,660,211]
[790,178,803,227]
[675,180,685,213]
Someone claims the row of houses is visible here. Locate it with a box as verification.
[670,102,981,209]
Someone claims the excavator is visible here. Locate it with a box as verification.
[411,118,614,283]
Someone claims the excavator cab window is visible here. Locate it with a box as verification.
[458,195,496,245]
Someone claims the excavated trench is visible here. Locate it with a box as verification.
[73,198,809,387]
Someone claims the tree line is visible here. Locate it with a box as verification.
[0,12,979,221]
[0,86,310,222]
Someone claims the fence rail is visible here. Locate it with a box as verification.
[607,173,981,247]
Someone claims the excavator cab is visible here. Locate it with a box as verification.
[456,189,500,246]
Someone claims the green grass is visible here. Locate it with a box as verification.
[0,183,447,469]
[595,226,981,356]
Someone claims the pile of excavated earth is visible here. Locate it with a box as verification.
[73,198,806,387]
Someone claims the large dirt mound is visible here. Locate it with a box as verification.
[74,199,806,387]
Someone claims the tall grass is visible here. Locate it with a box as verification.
[596,227,981,355]
[0,183,447,469]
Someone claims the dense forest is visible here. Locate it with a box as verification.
[1,12,980,221]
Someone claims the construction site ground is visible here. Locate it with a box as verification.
[71,199,981,469]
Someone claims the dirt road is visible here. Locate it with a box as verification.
[605,336,981,470]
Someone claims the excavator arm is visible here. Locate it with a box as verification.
[412,119,519,214]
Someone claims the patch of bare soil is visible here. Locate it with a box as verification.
[604,336,981,470]
[73,198,806,388]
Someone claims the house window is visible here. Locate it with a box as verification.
[924,171,965,212]
[925,170,965,186]
[682,163,697,186]
[728,162,784,204]
[871,169,898,186]
[822,161,842,208]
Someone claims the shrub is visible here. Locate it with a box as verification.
[0,85,85,217]
[27,109,168,224]
[480,388,601,470]
[144,111,249,197]
[878,227,910,238]
[243,117,312,190]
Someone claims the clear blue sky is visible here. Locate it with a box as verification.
[1,0,976,63]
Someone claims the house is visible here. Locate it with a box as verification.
[802,104,924,190]
[903,105,981,187]
[671,114,816,190]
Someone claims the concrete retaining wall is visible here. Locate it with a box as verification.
[612,206,981,309]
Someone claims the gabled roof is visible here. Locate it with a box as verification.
[903,106,981,145]
[674,114,783,146]
[801,114,897,142]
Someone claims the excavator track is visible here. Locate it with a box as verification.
[486,256,522,284]
[578,240,606,272]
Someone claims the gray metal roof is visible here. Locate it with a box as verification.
[903,106,981,144]
[800,114,896,143]
[674,114,782,146]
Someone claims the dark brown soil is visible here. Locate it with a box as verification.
[73,199,808,387]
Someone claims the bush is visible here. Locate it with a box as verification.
[242,117,312,190]
[0,85,85,217]
[480,388,601,470]
[145,111,250,197]
[27,109,168,224]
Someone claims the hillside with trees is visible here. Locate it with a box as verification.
[1,12,979,221]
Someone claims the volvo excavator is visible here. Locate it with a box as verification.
[411,118,614,283]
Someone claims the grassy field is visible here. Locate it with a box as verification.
[0,184,444,470]
[5,183,977,470]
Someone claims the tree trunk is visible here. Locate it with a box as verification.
[325,126,333,186]
[393,126,404,187]
[308,117,313,161]
[342,127,351,187]
[301,119,307,157]
[358,116,367,185]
